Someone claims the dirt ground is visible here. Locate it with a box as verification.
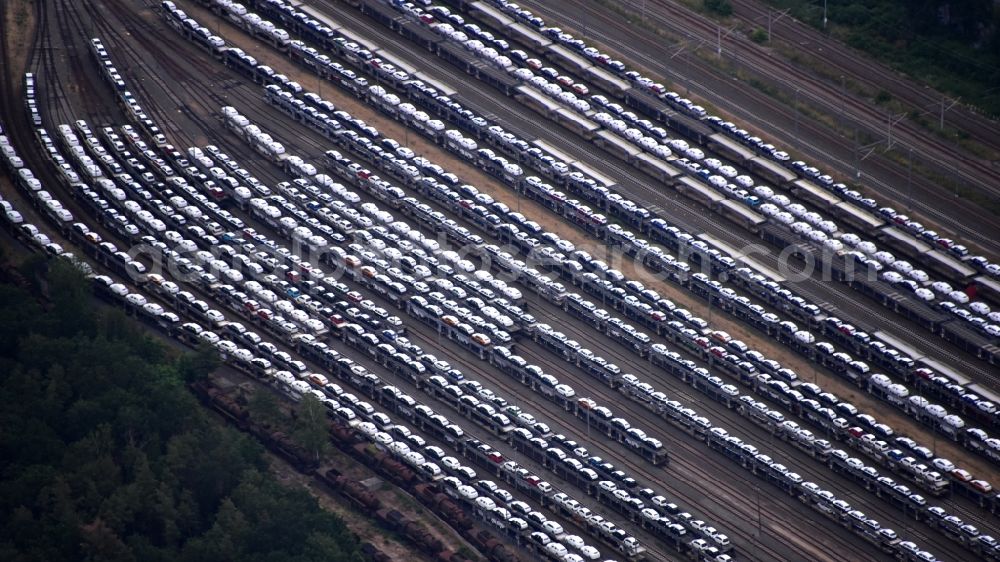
[2,0,34,81]
[173,0,993,478]
[245,389,479,562]
[267,453,447,562]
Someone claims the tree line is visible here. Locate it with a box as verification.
[0,258,363,562]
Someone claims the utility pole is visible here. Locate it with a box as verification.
[887,111,892,150]
[717,25,722,58]
[887,112,906,151]
[853,127,859,180]
[857,137,881,181]
[907,147,913,211]
[794,88,801,143]
[670,43,693,96]
[839,75,846,127]
[938,96,959,130]
[685,52,691,95]
[823,0,828,28]
[768,9,791,42]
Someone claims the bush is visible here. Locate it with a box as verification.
[751,28,768,44]
[705,0,733,17]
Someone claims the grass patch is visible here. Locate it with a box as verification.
[881,147,1000,213]
[591,0,673,38]
[752,0,1000,117]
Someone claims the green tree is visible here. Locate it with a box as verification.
[294,394,331,462]
[247,388,283,429]
[47,260,93,336]
[16,253,48,292]
[176,343,221,384]
[0,268,361,562]
[181,497,249,561]
[78,517,136,562]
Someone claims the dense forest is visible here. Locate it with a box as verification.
[0,258,363,562]
[757,0,1000,115]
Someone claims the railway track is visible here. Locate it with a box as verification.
[318,0,999,383]
[518,0,1000,259]
[209,0,1000,520]
[727,0,1000,154]
[7,1,997,560]
[0,0,28,131]
[86,14,880,552]
[203,0,1000,490]
[0,1,146,284]
[52,0,115,124]
[508,346,875,562]
[32,0,74,126]
[515,302,996,554]
[54,7,636,558]
[217,46,984,552]
[633,0,1000,194]
[260,1,1000,540]
[317,258,868,562]
[78,0,229,148]
[482,361,853,560]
